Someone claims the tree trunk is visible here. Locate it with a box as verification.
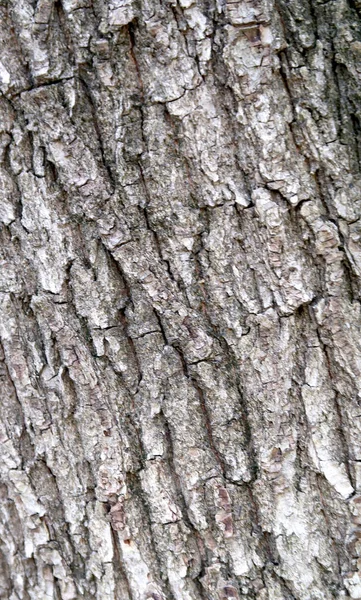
[0,0,361,598]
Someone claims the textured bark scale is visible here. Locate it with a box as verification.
[0,0,361,598]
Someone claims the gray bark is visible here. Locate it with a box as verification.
[0,0,361,598]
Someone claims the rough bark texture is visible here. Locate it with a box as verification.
[0,0,361,598]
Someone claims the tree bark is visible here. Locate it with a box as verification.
[0,0,361,598]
